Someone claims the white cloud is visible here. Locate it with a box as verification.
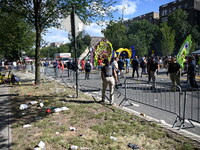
[43,28,69,43]
[112,0,137,16]
[84,23,105,37]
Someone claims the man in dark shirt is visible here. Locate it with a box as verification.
[167,57,181,90]
[148,57,158,89]
[182,56,198,88]
[131,56,139,78]
[118,57,124,78]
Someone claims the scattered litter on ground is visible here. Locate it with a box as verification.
[140,113,146,117]
[30,101,38,105]
[61,106,69,111]
[158,120,166,124]
[54,108,62,113]
[56,132,59,135]
[110,136,117,141]
[23,124,32,128]
[39,102,44,107]
[46,108,51,113]
[68,95,73,98]
[69,127,76,131]
[21,112,26,115]
[38,141,45,149]
[53,106,69,113]
[19,104,28,110]
[35,117,42,120]
[70,145,78,150]
[127,143,139,149]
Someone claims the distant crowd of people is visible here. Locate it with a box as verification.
[1,54,199,105]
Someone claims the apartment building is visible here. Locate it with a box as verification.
[124,12,159,26]
[159,0,200,26]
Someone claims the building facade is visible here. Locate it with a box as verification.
[159,0,200,26]
[124,12,159,26]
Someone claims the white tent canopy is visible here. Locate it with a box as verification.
[191,50,200,54]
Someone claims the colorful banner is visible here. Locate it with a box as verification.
[177,35,192,68]
[94,41,113,66]
[131,46,136,59]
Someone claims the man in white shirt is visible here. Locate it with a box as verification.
[13,61,17,70]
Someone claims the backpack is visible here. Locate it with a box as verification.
[104,65,113,77]
[85,63,91,70]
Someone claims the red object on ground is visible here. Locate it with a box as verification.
[46,109,51,113]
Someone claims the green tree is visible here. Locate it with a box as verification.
[127,31,148,56]
[102,21,128,50]
[76,31,91,57]
[160,23,175,56]
[40,43,71,59]
[0,11,35,60]
[0,0,115,85]
[127,20,159,56]
[188,25,200,53]
[168,9,190,53]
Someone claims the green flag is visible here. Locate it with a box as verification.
[177,35,192,68]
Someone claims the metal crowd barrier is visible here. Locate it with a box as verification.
[174,89,200,129]
[119,77,182,115]
[117,77,200,129]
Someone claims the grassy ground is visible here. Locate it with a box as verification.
[10,76,200,150]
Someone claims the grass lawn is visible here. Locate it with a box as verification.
[10,76,200,150]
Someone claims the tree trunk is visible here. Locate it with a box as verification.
[35,27,41,85]
[34,0,41,85]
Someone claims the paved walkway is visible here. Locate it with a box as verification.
[0,85,11,150]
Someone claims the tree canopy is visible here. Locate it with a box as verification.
[0,0,116,84]
[160,23,175,56]
[0,10,35,60]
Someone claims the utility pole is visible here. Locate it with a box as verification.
[70,5,79,98]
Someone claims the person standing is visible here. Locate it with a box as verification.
[111,57,119,81]
[182,56,198,88]
[43,60,49,74]
[118,57,125,78]
[140,58,147,77]
[84,60,92,80]
[167,57,181,90]
[125,57,130,73]
[53,60,58,79]
[13,60,17,71]
[148,57,158,89]
[131,56,139,78]
[81,59,85,72]
[101,58,118,105]
[98,57,103,71]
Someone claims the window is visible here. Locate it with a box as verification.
[185,3,188,9]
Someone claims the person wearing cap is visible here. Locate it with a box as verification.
[167,57,181,91]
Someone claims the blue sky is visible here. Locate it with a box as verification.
[43,0,174,44]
